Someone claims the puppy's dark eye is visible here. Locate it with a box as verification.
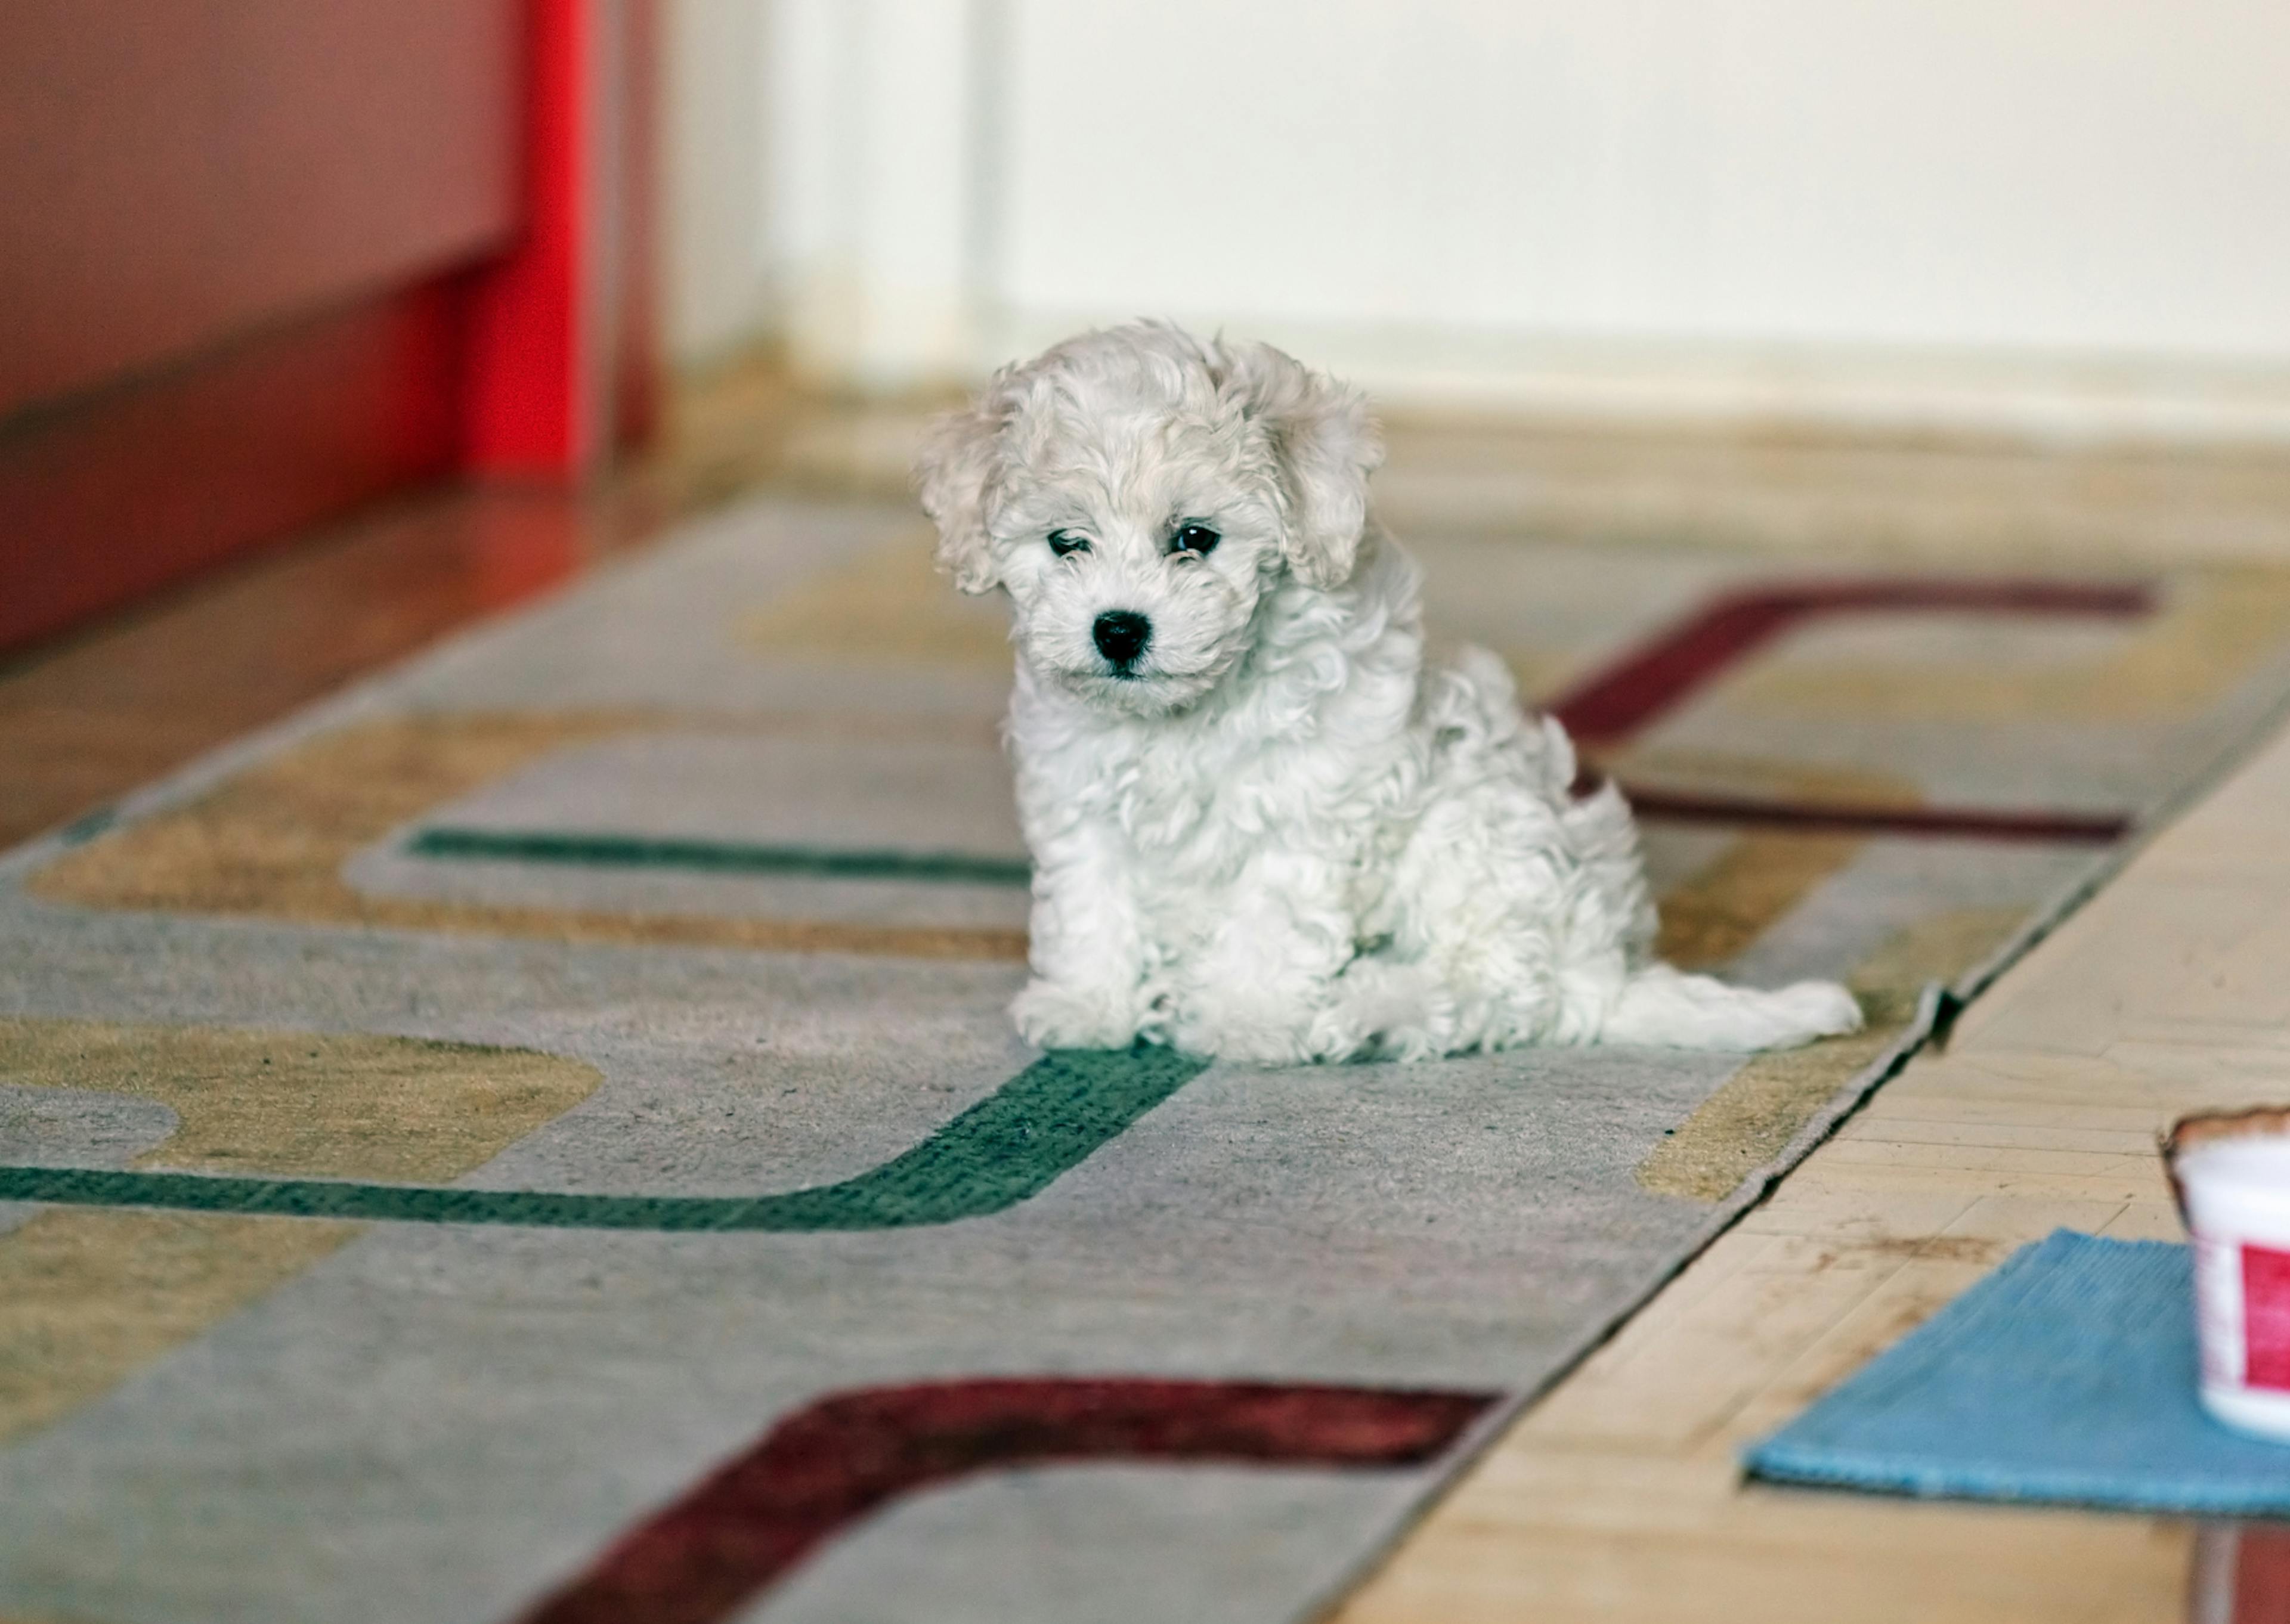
[1172,524,1221,556]
[1047,529,1091,557]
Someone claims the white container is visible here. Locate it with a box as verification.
[2174,1122,2290,1441]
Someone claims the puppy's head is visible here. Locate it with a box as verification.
[917,323,1382,717]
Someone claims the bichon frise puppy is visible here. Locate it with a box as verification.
[918,323,1863,1064]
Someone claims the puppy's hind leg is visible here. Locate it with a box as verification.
[1598,963,1863,1051]
[1308,957,1454,1062]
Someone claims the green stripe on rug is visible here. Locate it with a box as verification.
[406,826,1033,887]
[0,1047,1204,1231]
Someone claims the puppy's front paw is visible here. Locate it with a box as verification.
[1011,979,1146,1052]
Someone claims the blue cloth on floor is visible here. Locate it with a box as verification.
[1744,1229,2290,1515]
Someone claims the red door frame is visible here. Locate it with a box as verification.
[469,0,659,478]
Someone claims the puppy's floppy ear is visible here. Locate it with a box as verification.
[915,389,1009,595]
[1216,340,1384,589]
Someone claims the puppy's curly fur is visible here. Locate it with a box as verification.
[919,323,1862,1064]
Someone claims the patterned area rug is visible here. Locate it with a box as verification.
[5,498,2290,1623]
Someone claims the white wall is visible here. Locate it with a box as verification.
[766,0,983,386]
[1004,0,2290,357]
[662,0,774,365]
[671,0,2290,436]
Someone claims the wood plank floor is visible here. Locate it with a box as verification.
[13,364,2289,856]
[1330,721,2290,1622]
[0,351,807,851]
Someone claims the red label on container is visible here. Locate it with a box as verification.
[2242,1244,2290,1390]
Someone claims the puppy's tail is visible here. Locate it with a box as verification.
[1599,963,1863,1051]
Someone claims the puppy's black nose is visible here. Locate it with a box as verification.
[1093,610,1151,668]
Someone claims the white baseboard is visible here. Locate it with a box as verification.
[984,312,2290,451]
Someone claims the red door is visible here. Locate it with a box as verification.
[0,0,656,655]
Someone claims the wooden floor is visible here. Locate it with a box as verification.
[8,360,2290,1619]
[0,352,806,852]
[11,352,2290,852]
[769,388,2290,566]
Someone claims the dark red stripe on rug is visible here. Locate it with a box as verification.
[1551,578,2155,746]
[512,1378,1499,1624]
[1619,785,2131,844]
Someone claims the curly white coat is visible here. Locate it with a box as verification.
[918,323,1862,1064]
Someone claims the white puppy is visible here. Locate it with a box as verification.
[918,323,1862,1064]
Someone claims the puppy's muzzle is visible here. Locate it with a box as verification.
[1093,610,1152,672]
